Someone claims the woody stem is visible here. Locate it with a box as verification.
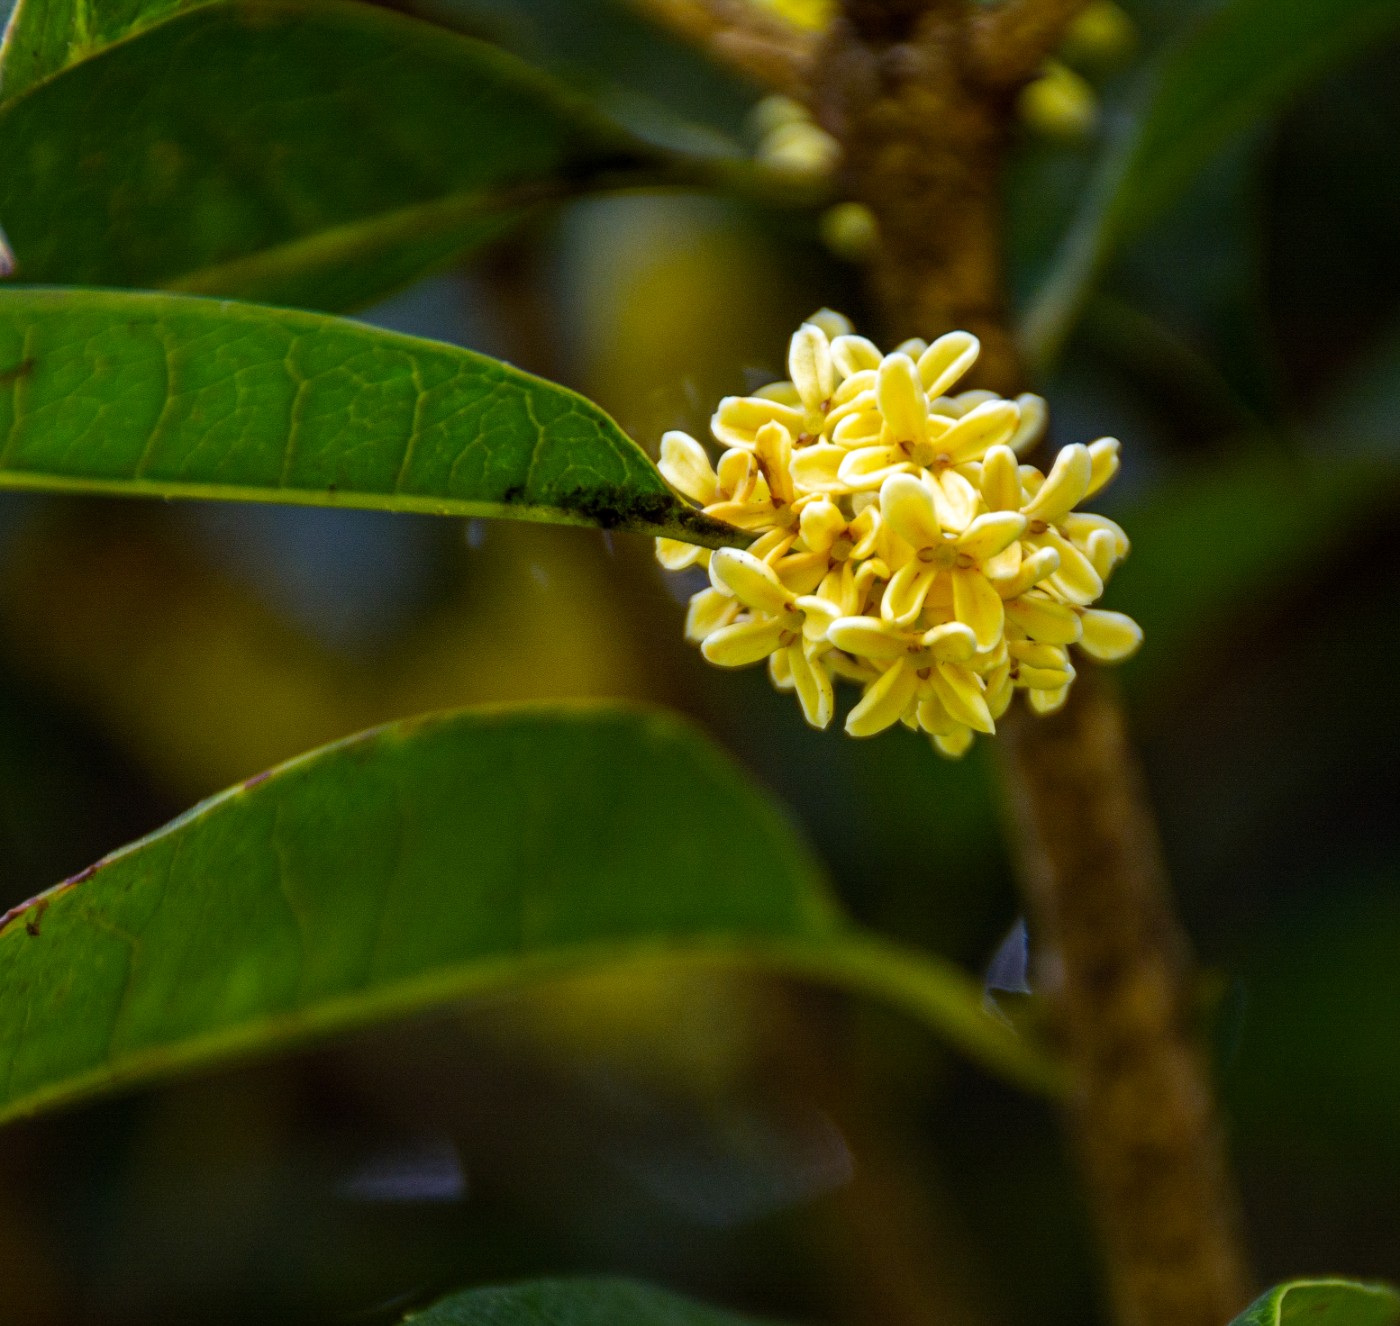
[816,2,1255,1323]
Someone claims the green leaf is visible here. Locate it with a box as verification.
[1106,450,1399,701]
[1230,1280,1400,1326]
[0,0,686,310]
[1021,0,1400,371]
[0,703,1057,1127]
[404,1278,781,1326]
[0,287,739,543]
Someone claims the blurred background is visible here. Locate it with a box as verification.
[1,0,1399,1322]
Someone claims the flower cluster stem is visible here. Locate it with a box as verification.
[814,3,1256,1323]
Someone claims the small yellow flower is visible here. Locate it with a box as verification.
[654,314,1142,756]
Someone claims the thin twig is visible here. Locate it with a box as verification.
[627,0,819,98]
[969,0,1091,87]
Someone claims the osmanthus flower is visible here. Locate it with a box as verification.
[653,312,1143,756]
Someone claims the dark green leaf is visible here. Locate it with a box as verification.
[403,1278,781,1326]
[0,703,1056,1126]
[1107,450,1399,700]
[1021,0,1400,370]
[1230,1280,1400,1326]
[0,0,686,310]
[0,287,738,543]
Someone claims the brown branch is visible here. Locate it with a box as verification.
[628,0,819,99]
[998,677,1252,1326]
[814,8,1255,1322]
[969,0,1092,87]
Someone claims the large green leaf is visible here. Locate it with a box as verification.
[404,1278,780,1326]
[0,287,738,542]
[0,0,691,310]
[1020,0,1400,370]
[0,704,1056,1126]
[1230,1281,1400,1326]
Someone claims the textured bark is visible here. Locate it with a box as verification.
[815,4,1022,390]
[813,4,1255,1321]
[999,680,1251,1326]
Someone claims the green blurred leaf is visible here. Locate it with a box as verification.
[1106,451,1399,700]
[404,1278,781,1325]
[1231,1280,1400,1326]
[1021,0,1400,370]
[0,287,739,543]
[0,0,688,310]
[0,703,1057,1127]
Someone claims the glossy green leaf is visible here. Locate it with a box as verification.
[1021,0,1400,370]
[0,287,738,543]
[0,0,687,310]
[404,1278,781,1326]
[1231,1280,1400,1326]
[0,704,1057,1127]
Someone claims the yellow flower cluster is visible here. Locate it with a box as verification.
[655,311,1142,757]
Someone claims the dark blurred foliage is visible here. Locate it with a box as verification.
[2,1,1400,1324]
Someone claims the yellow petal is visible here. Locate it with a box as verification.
[710,547,794,615]
[712,395,805,449]
[846,660,919,737]
[932,468,980,531]
[1078,608,1143,662]
[1005,593,1082,645]
[775,551,829,596]
[838,445,913,490]
[789,322,835,413]
[980,443,1021,511]
[1084,528,1117,580]
[996,543,1061,598]
[985,664,1014,719]
[658,431,719,505]
[881,561,937,626]
[716,448,760,501]
[876,353,928,444]
[789,642,835,729]
[798,496,844,552]
[754,380,801,406]
[1017,664,1075,690]
[880,473,942,548]
[832,335,882,379]
[1008,393,1048,455]
[933,388,1000,420]
[917,331,979,398]
[916,691,959,736]
[931,662,995,734]
[768,646,795,690]
[1040,529,1104,605]
[894,337,928,359]
[701,615,788,667]
[795,593,842,641]
[957,510,1027,562]
[952,566,1005,651]
[921,620,978,662]
[789,443,849,493]
[1028,683,1070,715]
[1022,443,1092,522]
[1084,436,1121,497]
[981,540,1022,582]
[805,308,852,340]
[1063,511,1130,560]
[655,537,703,570]
[937,398,1020,463]
[932,727,975,759]
[685,587,740,642]
[828,614,911,660]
